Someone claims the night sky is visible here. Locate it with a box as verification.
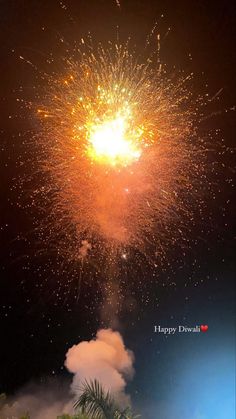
[0,1,235,418]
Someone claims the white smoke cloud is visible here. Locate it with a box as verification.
[0,381,73,419]
[0,329,134,418]
[65,328,134,406]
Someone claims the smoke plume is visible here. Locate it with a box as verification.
[0,329,134,418]
[65,328,135,406]
[0,381,73,418]
[78,239,91,259]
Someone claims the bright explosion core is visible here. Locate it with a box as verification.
[87,113,142,167]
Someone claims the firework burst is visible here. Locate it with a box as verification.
[24,38,207,269]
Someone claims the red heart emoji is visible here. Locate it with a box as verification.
[200,325,208,332]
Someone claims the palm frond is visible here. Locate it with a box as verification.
[114,407,141,419]
[74,379,116,419]
[74,379,140,419]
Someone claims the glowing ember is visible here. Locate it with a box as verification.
[87,114,142,166]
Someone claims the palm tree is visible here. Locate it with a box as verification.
[74,379,140,419]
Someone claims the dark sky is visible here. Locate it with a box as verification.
[0,1,235,418]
